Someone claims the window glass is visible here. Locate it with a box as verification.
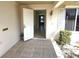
[76,9,79,31]
[65,9,76,31]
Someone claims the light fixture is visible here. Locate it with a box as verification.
[50,10,53,16]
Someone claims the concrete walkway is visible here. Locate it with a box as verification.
[2,39,57,58]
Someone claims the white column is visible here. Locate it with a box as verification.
[74,9,78,31]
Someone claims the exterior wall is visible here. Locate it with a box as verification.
[70,31,79,45]
[57,8,65,31]
[0,2,20,57]
[47,8,58,38]
[48,8,65,39]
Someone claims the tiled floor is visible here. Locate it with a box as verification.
[2,39,57,58]
[34,30,45,38]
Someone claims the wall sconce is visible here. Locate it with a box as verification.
[50,10,53,16]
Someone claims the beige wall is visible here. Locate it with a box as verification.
[47,9,58,38]
[48,8,65,39]
[57,8,65,31]
[0,1,20,57]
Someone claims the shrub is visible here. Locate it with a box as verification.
[56,30,71,46]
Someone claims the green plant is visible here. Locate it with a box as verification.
[57,30,71,46]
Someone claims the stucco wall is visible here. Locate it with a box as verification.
[0,1,20,57]
[57,8,65,31]
[47,8,58,38]
[48,8,65,39]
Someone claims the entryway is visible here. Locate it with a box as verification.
[22,8,46,41]
[34,10,46,38]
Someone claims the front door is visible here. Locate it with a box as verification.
[23,8,34,41]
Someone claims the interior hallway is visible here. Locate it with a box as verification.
[2,39,57,58]
[34,10,46,38]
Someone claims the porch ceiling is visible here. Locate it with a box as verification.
[17,1,79,8]
[55,1,79,8]
[63,1,79,5]
[17,1,58,5]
